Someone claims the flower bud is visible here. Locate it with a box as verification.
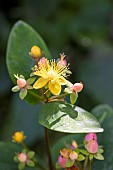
[85,133,97,142]
[30,46,41,58]
[69,151,78,161]
[58,155,67,168]
[17,78,27,88]
[13,131,25,143]
[73,82,83,92]
[38,57,48,68]
[18,153,27,163]
[86,140,98,153]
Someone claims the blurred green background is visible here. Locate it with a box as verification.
[0,0,113,153]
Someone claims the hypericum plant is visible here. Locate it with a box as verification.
[4,20,110,170]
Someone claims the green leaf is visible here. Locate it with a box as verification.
[91,104,113,170]
[70,93,78,105]
[6,20,51,105]
[94,153,104,160]
[39,101,103,133]
[66,159,74,167]
[19,89,27,100]
[0,142,22,170]
[77,154,85,161]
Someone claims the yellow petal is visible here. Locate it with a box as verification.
[58,76,66,85]
[33,77,48,89]
[48,81,61,95]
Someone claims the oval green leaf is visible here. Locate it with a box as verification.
[39,101,103,133]
[6,20,51,105]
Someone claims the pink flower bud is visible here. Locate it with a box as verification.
[86,140,98,154]
[58,155,67,168]
[17,78,27,88]
[73,82,83,92]
[18,153,27,163]
[57,59,67,67]
[38,57,48,68]
[85,133,97,142]
[69,151,78,161]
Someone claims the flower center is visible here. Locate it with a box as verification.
[47,70,57,80]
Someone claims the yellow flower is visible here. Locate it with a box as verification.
[33,57,70,95]
[13,131,26,143]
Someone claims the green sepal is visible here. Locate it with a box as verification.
[66,159,74,168]
[19,89,27,100]
[77,154,85,161]
[89,154,94,160]
[55,162,61,169]
[98,148,104,154]
[13,155,18,162]
[27,77,36,85]
[70,92,78,105]
[64,87,72,94]
[27,151,35,159]
[27,85,33,89]
[12,85,20,92]
[18,163,25,170]
[94,153,104,160]
[79,149,89,156]
[27,160,35,167]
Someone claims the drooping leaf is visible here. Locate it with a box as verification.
[39,101,103,133]
[6,20,51,105]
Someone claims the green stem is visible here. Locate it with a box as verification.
[44,128,53,170]
[88,160,93,170]
[21,141,29,151]
[49,93,68,101]
[83,156,88,170]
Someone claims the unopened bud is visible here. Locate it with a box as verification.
[69,151,78,161]
[58,155,67,168]
[30,46,41,58]
[13,131,25,143]
[85,133,97,142]
[17,78,27,88]
[86,140,98,153]
[38,57,48,68]
[73,82,83,92]
[18,153,27,163]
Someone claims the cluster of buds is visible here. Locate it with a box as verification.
[14,150,35,170]
[56,141,83,170]
[56,133,104,169]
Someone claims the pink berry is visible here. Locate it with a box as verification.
[85,133,97,142]
[58,155,67,168]
[86,140,98,154]
[17,78,27,88]
[73,82,83,92]
[18,153,27,163]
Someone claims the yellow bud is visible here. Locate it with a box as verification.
[30,46,41,58]
[13,131,25,143]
